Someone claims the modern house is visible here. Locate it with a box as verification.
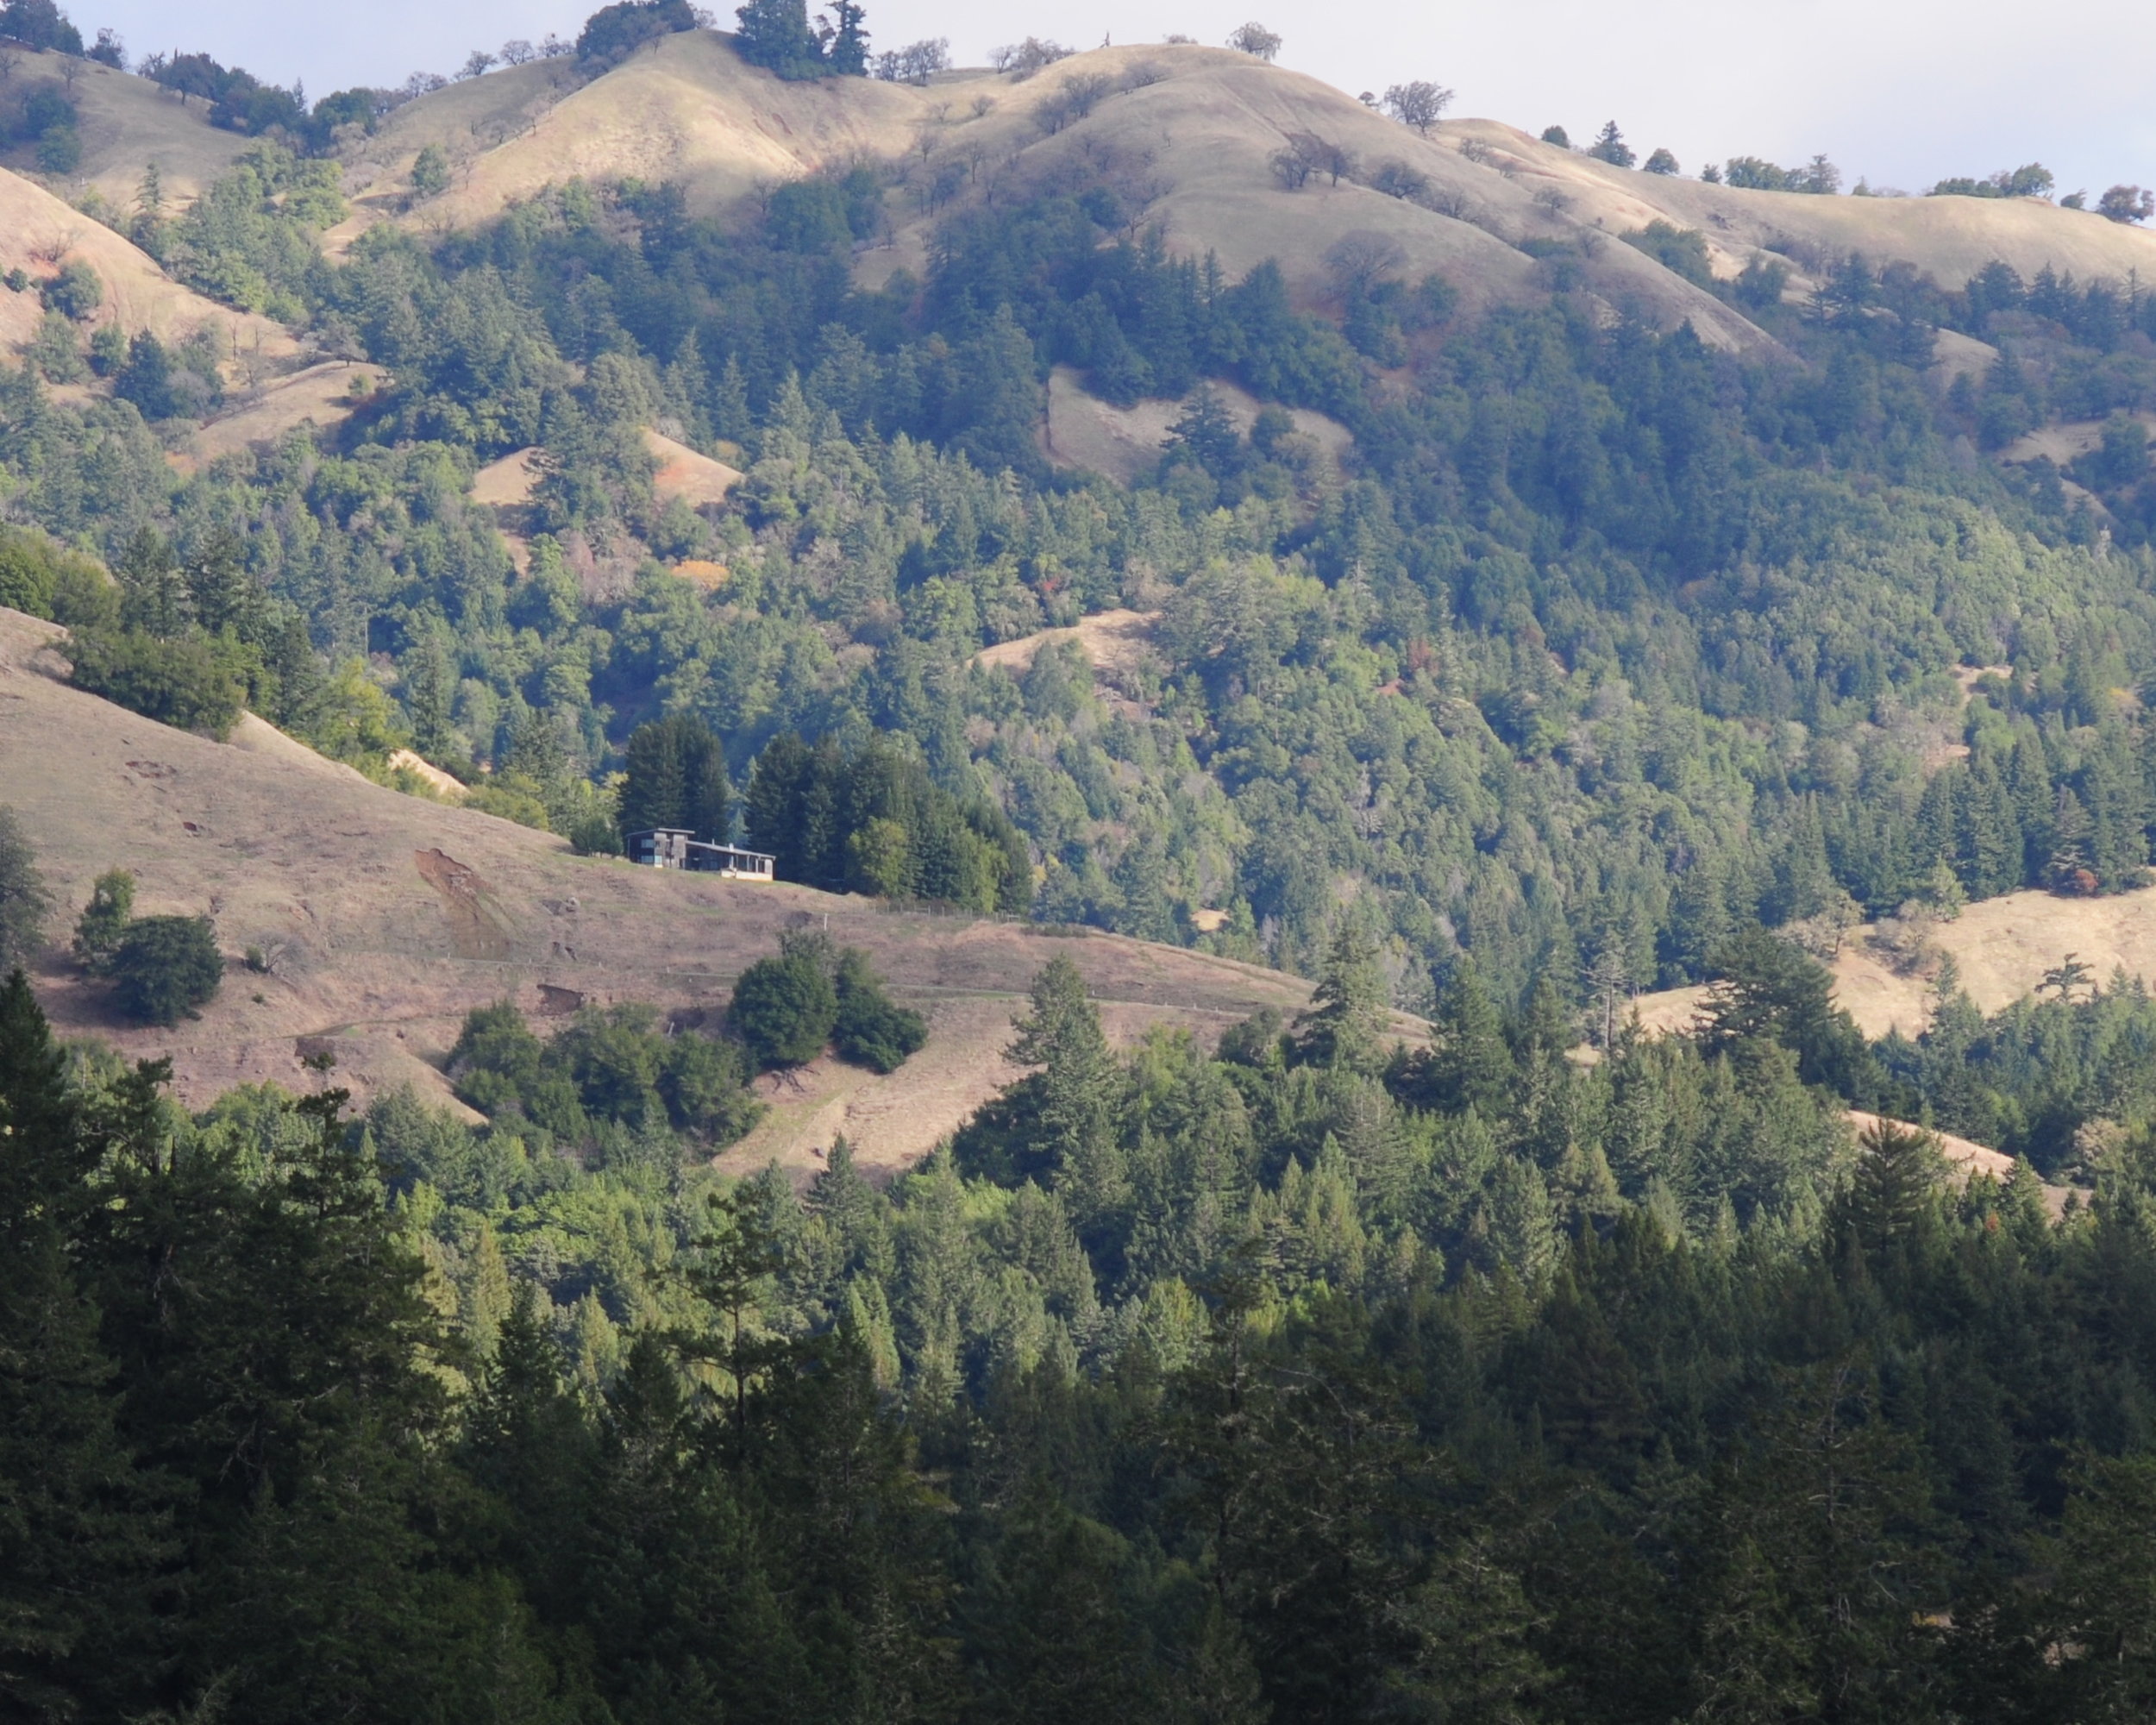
[623,828,777,880]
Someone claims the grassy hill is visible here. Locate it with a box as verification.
[0,164,298,360]
[0,605,1318,1177]
[347,34,2156,344]
[8,28,2154,461]
[0,45,250,205]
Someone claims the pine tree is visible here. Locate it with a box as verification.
[821,0,868,72]
[0,972,161,1716]
[746,731,812,870]
[1294,919,1389,1071]
[0,806,51,975]
[1431,959,1514,1114]
[1008,957,1124,1230]
[619,712,731,843]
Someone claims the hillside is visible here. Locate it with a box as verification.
[0,605,1318,1178]
[351,34,2156,348]
[0,46,250,206]
[0,164,299,361]
[10,30,2155,460]
[1630,881,2156,1043]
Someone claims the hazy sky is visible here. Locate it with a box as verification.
[84,0,2155,201]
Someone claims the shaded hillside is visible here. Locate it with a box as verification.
[0,605,1317,1175]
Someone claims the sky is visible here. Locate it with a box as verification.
[82,0,2156,202]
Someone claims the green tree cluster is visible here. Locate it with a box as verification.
[747,731,1031,911]
[9,943,2156,1722]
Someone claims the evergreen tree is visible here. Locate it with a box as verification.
[1293,919,1389,1071]
[734,0,826,78]
[619,712,731,842]
[1007,956,1124,1229]
[0,806,50,975]
[820,0,868,72]
[0,972,160,1717]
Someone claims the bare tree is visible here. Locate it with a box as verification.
[1318,137,1357,185]
[1227,22,1282,60]
[1269,133,1321,190]
[499,39,536,66]
[992,37,1072,78]
[1325,231,1407,293]
[873,38,950,84]
[460,50,498,80]
[1382,81,1452,135]
[1370,159,1429,200]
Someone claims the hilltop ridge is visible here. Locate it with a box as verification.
[7,28,2153,376]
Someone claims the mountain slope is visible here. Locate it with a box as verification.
[0,165,299,361]
[354,34,2156,348]
[0,605,1318,1177]
[0,46,251,206]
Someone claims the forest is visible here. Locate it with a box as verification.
[8,3,2156,1715]
[6,119,2156,1004]
[9,919,2156,1723]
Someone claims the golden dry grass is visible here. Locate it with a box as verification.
[645,427,742,505]
[1,606,1313,1181]
[0,50,251,209]
[470,446,545,506]
[0,166,299,367]
[359,31,937,229]
[1625,881,2156,1045]
[182,362,362,463]
[1040,364,1351,485]
[347,36,2156,376]
[975,608,1163,678]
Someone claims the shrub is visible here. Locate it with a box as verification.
[24,310,84,381]
[71,868,133,974]
[409,144,450,199]
[67,629,249,739]
[111,913,222,1025]
[0,526,114,627]
[1623,220,1713,288]
[569,812,623,856]
[1734,256,1791,309]
[730,946,838,1069]
[656,1032,761,1141]
[462,776,555,831]
[34,124,80,174]
[39,260,102,320]
[831,948,926,1072]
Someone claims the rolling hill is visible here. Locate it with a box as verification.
[346,34,2156,348]
[10,30,2153,384]
[0,164,298,361]
[0,45,251,206]
[0,604,1321,1180]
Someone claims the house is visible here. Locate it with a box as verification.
[623,828,776,880]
